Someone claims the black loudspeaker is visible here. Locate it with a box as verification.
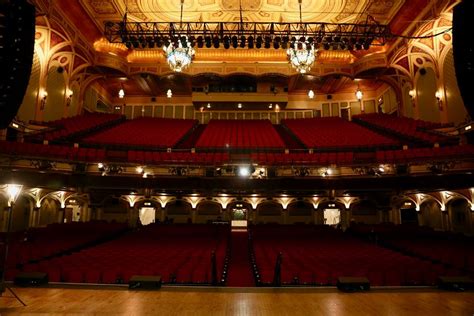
[453,0,474,119]
[267,167,276,178]
[327,94,333,100]
[337,277,370,292]
[438,276,474,291]
[396,164,408,175]
[129,275,162,290]
[0,0,35,128]
[14,272,49,286]
[419,68,427,75]
[151,97,156,102]
[205,168,215,177]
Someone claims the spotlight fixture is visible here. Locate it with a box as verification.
[118,87,125,99]
[308,89,315,99]
[167,89,173,98]
[237,103,242,109]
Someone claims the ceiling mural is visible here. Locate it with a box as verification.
[81,0,405,29]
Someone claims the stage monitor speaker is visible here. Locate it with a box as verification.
[0,0,35,129]
[337,277,370,292]
[14,272,48,286]
[438,276,474,291]
[129,275,162,290]
[453,0,474,119]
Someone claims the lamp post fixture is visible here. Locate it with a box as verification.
[1,184,23,295]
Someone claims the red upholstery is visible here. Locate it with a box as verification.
[196,120,285,149]
[354,113,450,144]
[83,117,197,148]
[282,117,399,149]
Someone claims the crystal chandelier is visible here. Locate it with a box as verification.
[287,0,317,74]
[163,37,195,72]
[287,39,317,74]
[162,0,194,72]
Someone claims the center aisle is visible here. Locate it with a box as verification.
[226,230,255,287]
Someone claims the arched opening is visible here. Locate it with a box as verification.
[166,200,192,224]
[255,201,283,224]
[448,198,470,234]
[101,196,129,223]
[287,201,313,225]
[420,200,443,230]
[351,200,378,225]
[196,201,223,224]
[399,200,418,225]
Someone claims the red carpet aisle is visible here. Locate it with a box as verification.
[226,231,255,287]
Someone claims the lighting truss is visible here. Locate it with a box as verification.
[105,19,391,51]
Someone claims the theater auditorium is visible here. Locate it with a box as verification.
[1,0,474,314]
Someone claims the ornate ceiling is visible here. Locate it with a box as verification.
[81,0,404,27]
[49,0,442,98]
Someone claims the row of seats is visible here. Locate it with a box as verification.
[82,117,197,148]
[196,120,286,149]
[128,151,230,165]
[251,225,464,286]
[11,224,229,285]
[251,152,354,165]
[42,113,123,141]
[375,145,474,163]
[352,224,474,273]
[282,117,399,149]
[3,141,472,166]
[0,141,106,162]
[4,221,127,272]
[354,113,450,144]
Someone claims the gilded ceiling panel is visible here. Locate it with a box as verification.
[82,0,405,25]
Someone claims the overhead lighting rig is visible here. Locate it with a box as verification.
[105,17,390,53]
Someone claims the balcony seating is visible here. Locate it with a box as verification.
[195,120,285,150]
[282,117,399,150]
[41,113,123,141]
[82,117,197,148]
[353,113,452,144]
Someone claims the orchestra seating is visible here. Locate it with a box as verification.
[353,113,452,144]
[195,120,285,150]
[3,221,128,281]
[282,117,399,150]
[251,225,460,286]
[351,224,474,276]
[20,224,229,284]
[41,113,123,141]
[82,117,197,148]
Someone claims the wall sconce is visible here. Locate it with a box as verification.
[167,89,173,98]
[355,87,364,112]
[355,88,363,101]
[40,91,48,110]
[435,90,443,110]
[66,89,73,106]
[118,87,125,99]
[408,89,416,107]
[308,89,315,99]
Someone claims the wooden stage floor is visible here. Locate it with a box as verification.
[1,286,474,315]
